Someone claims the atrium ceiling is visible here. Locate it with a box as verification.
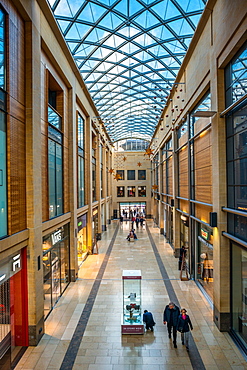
[48,0,207,143]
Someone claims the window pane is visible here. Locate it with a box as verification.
[56,143,63,216]
[0,110,7,236]
[48,140,63,218]
[138,170,146,180]
[78,156,85,207]
[48,106,62,130]
[49,140,56,218]
[92,161,96,202]
[78,114,84,150]
[0,9,5,90]
[127,170,135,180]
[127,186,135,197]
[117,186,125,197]
[117,170,124,180]
[138,186,146,197]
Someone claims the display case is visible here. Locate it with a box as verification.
[121,270,144,334]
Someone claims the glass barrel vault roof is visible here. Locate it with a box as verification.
[48,0,207,143]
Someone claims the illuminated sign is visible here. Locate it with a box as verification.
[51,230,62,245]
[201,228,209,240]
[12,254,21,272]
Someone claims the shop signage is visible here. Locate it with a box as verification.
[77,214,87,232]
[51,230,62,245]
[122,325,144,334]
[12,254,21,272]
[201,228,209,240]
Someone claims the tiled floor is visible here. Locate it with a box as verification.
[15,221,247,370]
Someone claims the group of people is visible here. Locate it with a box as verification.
[143,302,193,351]
[131,214,145,229]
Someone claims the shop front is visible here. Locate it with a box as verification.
[92,208,99,253]
[0,248,28,369]
[119,202,146,219]
[164,205,173,246]
[77,214,88,267]
[43,224,70,319]
[231,243,247,351]
[196,223,214,300]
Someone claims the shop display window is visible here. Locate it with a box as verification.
[127,186,135,197]
[232,244,247,347]
[117,186,125,197]
[43,224,70,318]
[138,186,146,197]
[197,224,214,300]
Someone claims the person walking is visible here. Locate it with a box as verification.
[163,302,180,348]
[143,310,155,332]
[178,245,186,270]
[177,308,193,350]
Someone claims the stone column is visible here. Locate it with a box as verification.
[212,68,229,331]
[102,143,107,231]
[85,116,93,253]
[95,133,102,240]
[172,129,180,257]
[159,149,164,234]
[68,88,78,281]
[25,19,44,345]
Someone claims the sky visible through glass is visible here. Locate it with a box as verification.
[48,0,206,143]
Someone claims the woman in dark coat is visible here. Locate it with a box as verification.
[177,308,193,350]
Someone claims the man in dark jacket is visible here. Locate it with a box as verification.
[163,302,180,348]
[143,310,155,331]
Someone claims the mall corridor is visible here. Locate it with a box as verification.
[15,221,246,370]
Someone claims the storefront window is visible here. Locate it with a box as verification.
[0,249,28,366]
[127,186,135,197]
[197,223,214,300]
[138,186,146,197]
[43,224,70,318]
[232,243,247,348]
[117,186,125,197]
[77,214,88,266]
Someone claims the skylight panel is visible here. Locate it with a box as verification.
[152,0,181,21]
[114,0,129,16]
[54,0,73,17]
[57,19,70,33]
[118,26,140,38]
[50,0,206,143]
[134,10,158,28]
[84,28,107,43]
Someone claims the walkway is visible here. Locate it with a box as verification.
[16,221,246,369]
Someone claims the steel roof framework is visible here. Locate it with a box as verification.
[48,0,206,143]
